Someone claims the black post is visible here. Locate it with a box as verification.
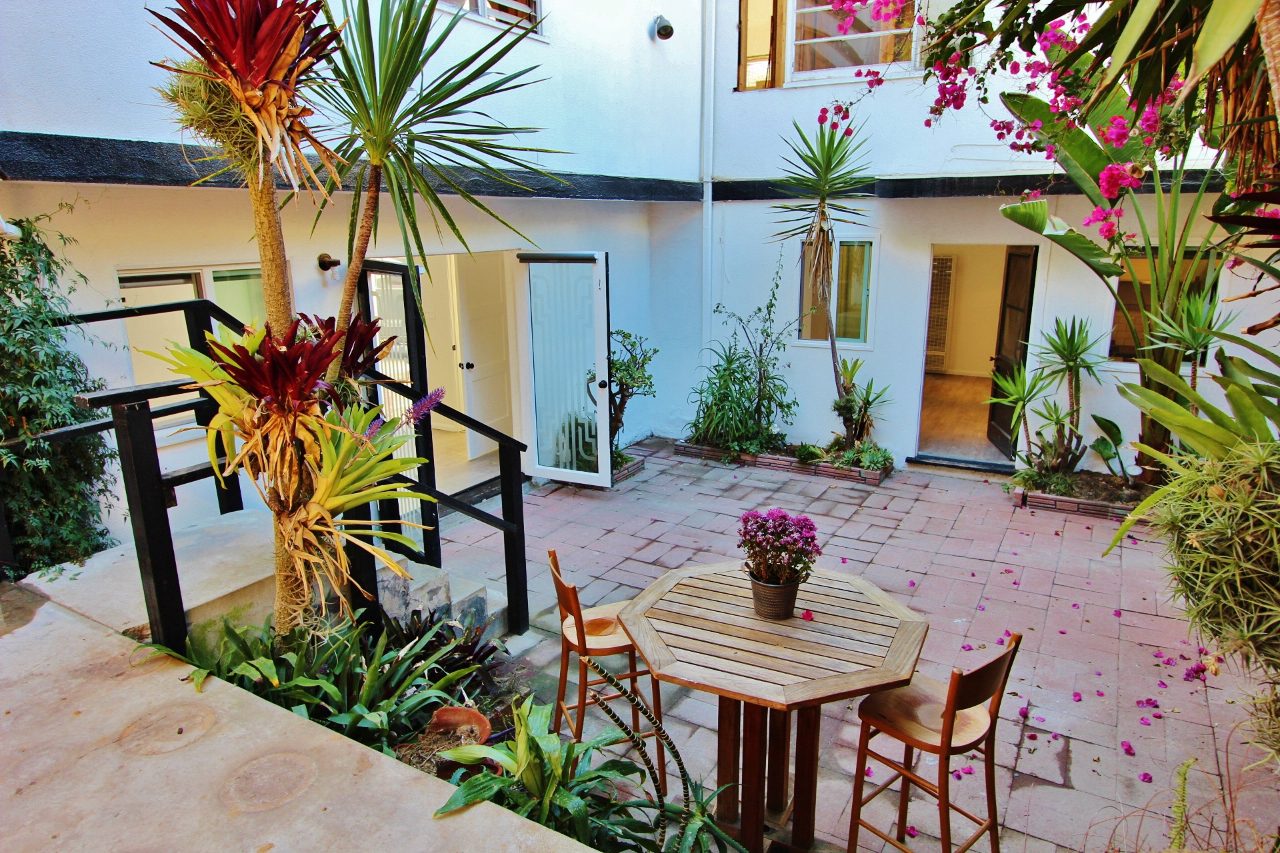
[0,470,15,572]
[395,269,442,567]
[184,302,243,515]
[113,402,187,650]
[498,442,528,634]
[344,501,380,628]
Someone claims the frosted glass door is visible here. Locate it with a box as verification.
[523,254,610,487]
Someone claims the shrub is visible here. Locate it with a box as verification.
[794,443,825,464]
[155,608,517,755]
[601,329,657,455]
[0,208,115,580]
[688,266,797,456]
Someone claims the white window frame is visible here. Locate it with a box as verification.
[440,0,542,36]
[784,0,920,86]
[795,233,880,352]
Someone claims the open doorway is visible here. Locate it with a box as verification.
[916,244,1036,468]
[364,251,516,494]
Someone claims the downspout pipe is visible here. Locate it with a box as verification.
[699,0,717,363]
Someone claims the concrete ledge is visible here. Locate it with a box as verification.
[673,441,889,486]
[1013,486,1136,521]
[0,583,585,852]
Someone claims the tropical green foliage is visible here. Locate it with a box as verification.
[831,357,890,448]
[688,271,797,456]
[986,363,1056,459]
[436,696,651,850]
[0,209,115,580]
[1089,414,1132,485]
[1145,288,1236,395]
[154,609,512,754]
[601,330,658,453]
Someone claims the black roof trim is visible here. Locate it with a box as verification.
[2,132,1223,203]
[0,131,702,203]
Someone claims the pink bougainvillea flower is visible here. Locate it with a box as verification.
[1051,732,1061,741]
[1059,630,1067,635]
[1003,629,1012,637]
[961,766,975,775]
[1152,711,1163,719]
[1034,715,1045,723]
[1027,732,1038,740]
[1139,772,1153,783]
[865,767,874,777]
[908,579,917,589]
[801,609,814,622]
[1018,705,1030,719]
[1136,698,1159,709]
[1072,692,1083,702]
[1139,717,1152,726]
[1096,690,1105,697]
[961,643,974,651]
[952,769,963,780]
[977,604,986,612]
[906,826,919,838]
[996,637,1005,646]
[1157,680,1168,689]
[1121,740,1135,756]
[1163,657,1176,666]
[1114,609,1122,618]
[1071,602,1080,609]
[840,557,848,564]
[1099,162,1143,199]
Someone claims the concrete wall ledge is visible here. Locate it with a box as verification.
[0,583,586,852]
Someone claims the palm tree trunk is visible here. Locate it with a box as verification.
[247,173,293,331]
[326,164,383,385]
[272,524,308,634]
[1260,0,1280,122]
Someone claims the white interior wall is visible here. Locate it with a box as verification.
[931,243,1004,377]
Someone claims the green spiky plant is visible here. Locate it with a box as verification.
[986,363,1056,460]
[314,0,559,384]
[773,102,873,399]
[1145,288,1237,398]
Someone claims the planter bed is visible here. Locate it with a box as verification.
[1010,485,1135,521]
[674,441,889,486]
[612,456,645,484]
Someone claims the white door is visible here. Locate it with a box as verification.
[452,252,514,459]
[518,252,611,487]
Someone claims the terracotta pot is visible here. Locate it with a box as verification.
[749,577,800,620]
[427,705,493,744]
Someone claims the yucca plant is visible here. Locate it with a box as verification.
[986,363,1056,459]
[314,0,557,382]
[773,102,873,398]
[152,0,341,330]
[1145,289,1237,399]
[1032,316,1106,435]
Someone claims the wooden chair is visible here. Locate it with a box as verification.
[848,634,1022,852]
[548,550,666,792]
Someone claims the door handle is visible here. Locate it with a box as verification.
[597,380,607,389]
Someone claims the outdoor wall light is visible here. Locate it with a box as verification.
[317,253,342,271]
[652,15,674,40]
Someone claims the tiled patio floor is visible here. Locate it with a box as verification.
[441,439,1277,852]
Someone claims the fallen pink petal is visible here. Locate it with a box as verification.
[800,609,814,622]
[1139,772,1153,783]
[961,643,974,651]
[1072,692,1083,702]
[1121,741,1135,756]
[1139,717,1152,726]
[906,826,919,839]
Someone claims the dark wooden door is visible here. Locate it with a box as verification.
[987,246,1038,458]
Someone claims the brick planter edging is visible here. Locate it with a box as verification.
[1010,485,1135,521]
[612,456,645,484]
[673,441,889,486]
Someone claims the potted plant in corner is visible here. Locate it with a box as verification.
[738,508,821,619]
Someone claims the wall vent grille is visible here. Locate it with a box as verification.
[925,256,954,373]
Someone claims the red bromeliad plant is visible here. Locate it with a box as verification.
[151,0,341,332]
[154,316,438,634]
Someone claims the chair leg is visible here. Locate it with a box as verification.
[554,638,570,735]
[846,723,872,853]
[627,649,642,735]
[573,657,589,741]
[896,744,913,842]
[937,755,952,851]
[650,668,667,796]
[984,736,1000,853]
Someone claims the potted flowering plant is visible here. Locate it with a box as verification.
[738,508,821,619]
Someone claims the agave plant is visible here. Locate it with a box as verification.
[313,0,557,382]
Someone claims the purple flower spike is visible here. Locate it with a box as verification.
[362,416,386,439]
[408,386,446,424]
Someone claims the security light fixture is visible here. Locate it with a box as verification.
[653,15,674,40]
[317,253,341,271]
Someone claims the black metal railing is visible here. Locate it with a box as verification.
[0,298,530,650]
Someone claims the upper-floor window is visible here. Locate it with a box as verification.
[739,0,917,90]
[798,240,873,343]
[446,0,539,32]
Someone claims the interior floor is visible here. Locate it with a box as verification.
[917,374,1012,464]
[432,429,501,494]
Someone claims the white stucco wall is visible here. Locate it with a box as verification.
[0,1,702,181]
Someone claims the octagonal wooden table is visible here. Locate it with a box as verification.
[619,562,928,852]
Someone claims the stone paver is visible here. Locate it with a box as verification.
[442,439,1278,851]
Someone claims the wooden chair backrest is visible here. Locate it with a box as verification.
[548,550,587,649]
[940,632,1022,747]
